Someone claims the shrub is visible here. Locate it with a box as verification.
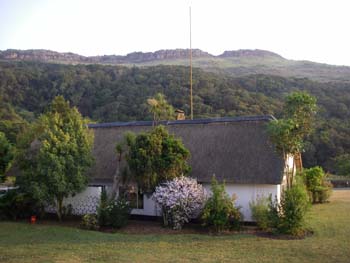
[317,180,332,203]
[202,177,242,233]
[97,187,109,227]
[80,214,99,230]
[152,176,206,230]
[274,184,310,236]
[0,189,40,220]
[250,196,270,230]
[302,166,332,203]
[107,198,131,229]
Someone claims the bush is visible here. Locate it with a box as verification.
[107,198,131,229]
[316,180,332,203]
[152,176,206,230]
[250,196,270,230]
[302,167,332,203]
[97,187,109,227]
[80,214,99,230]
[274,184,310,236]
[0,189,40,220]
[202,177,242,233]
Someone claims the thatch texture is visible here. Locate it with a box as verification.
[88,116,285,185]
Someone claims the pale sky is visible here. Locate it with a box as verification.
[1,0,350,65]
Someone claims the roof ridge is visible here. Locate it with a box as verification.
[88,115,276,129]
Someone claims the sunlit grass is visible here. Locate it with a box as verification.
[0,190,349,263]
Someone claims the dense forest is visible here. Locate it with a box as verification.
[0,60,349,174]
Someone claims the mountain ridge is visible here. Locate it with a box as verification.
[0,48,282,62]
[1,48,350,82]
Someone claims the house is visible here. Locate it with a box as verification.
[59,115,294,221]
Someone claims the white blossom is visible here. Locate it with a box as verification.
[152,176,207,230]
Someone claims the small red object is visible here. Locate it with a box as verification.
[30,215,37,224]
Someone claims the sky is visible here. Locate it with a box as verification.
[1,0,350,66]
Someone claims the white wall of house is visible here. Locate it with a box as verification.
[203,183,281,221]
[46,186,102,215]
[52,183,281,221]
[132,183,281,221]
[131,194,161,216]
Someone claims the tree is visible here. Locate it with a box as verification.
[0,132,13,183]
[268,91,317,186]
[284,91,317,141]
[334,154,350,176]
[17,96,94,220]
[124,125,190,192]
[147,93,175,125]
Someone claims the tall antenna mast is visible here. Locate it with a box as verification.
[189,6,193,120]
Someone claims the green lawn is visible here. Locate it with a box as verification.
[0,190,349,263]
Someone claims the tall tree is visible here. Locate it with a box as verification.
[17,96,94,220]
[123,126,190,192]
[283,91,317,140]
[0,132,13,183]
[268,91,317,186]
[147,93,175,125]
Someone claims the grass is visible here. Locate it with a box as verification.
[0,190,350,263]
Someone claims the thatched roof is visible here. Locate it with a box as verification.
[88,115,285,185]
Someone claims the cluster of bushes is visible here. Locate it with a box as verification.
[80,188,131,231]
[250,166,332,236]
[250,184,310,236]
[152,176,242,232]
[0,189,41,220]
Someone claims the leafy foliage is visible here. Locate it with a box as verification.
[80,214,99,230]
[124,126,190,192]
[269,184,310,236]
[268,91,317,157]
[250,196,270,230]
[202,177,242,232]
[97,187,109,227]
[152,176,206,230]
[301,167,332,203]
[0,61,350,173]
[16,96,94,220]
[105,198,131,229]
[334,154,350,176]
[0,132,13,183]
[147,93,175,125]
[0,189,40,220]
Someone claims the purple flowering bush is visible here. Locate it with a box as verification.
[152,176,207,230]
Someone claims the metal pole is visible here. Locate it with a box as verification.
[190,6,193,120]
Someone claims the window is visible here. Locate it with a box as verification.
[119,185,144,209]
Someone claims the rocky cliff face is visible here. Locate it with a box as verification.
[0,49,89,63]
[0,48,213,64]
[218,49,283,58]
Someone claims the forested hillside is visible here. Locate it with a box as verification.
[0,60,349,173]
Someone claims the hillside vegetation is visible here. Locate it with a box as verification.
[0,61,349,173]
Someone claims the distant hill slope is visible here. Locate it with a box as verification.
[1,48,350,83]
[0,60,350,173]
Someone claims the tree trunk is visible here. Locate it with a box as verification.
[56,196,63,221]
[110,166,120,201]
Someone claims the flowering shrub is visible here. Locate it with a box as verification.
[152,176,206,230]
[106,198,131,228]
